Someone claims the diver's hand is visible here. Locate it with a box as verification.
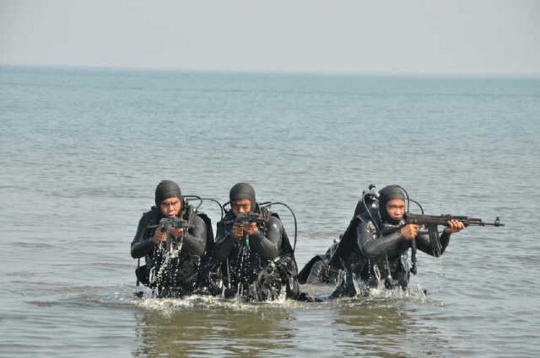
[401,224,419,240]
[444,219,465,234]
[232,223,244,239]
[243,222,258,235]
[153,226,167,244]
[169,227,184,238]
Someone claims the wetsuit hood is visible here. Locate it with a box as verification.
[378,185,406,225]
[155,180,183,208]
[229,182,257,212]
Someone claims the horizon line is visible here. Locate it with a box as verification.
[2,63,540,79]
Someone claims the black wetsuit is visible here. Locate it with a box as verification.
[131,205,209,297]
[330,209,452,297]
[212,207,300,301]
[298,239,340,285]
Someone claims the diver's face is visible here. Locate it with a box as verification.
[232,199,252,215]
[160,197,182,218]
[386,199,406,221]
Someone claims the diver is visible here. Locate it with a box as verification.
[211,183,306,302]
[329,185,465,298]
[131,180,213,298]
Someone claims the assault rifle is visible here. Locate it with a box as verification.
[224,212,267,226]
[161,217,194,230]
[404,213,504,258]
[405,213,504,228]
[148,217,194,257]
[234,212,267,225]
[148,217,195,231]
[228,212,267,246]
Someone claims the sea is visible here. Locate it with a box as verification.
[1,65,539,358]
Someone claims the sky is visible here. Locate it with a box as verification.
[1,0,539,75]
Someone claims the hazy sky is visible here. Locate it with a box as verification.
[1,0,539,75]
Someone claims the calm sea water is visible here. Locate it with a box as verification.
[1,66,539,357]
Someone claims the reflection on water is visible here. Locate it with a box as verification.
[130,291,453,358]
[330,296,453,358]
[133,297,295,357]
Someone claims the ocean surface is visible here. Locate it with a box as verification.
[1,66,539,357]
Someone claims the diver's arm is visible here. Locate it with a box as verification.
[357,220,405,258]
[130,215,156,259]
[417,219,463,256]
[415,231,451,256]
[439,231,451,254]
[249,216,281,260]
[181,215,207,256]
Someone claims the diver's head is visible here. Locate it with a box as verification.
[378,185,407,224]
[229,182,256,215]
[155,180,183,218]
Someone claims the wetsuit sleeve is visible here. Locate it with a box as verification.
[357,220,406,258]
[415,231,451,256]
[130,215,155,259]
[212,221,234,263]
[249,216,282,260]
[181,215,207,256]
